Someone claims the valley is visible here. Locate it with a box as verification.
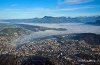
[0,23,100,65]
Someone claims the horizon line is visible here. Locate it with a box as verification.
[0,15,100,20]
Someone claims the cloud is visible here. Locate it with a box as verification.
[59,0,94,4]
[41,6,96,12]
[0,5,98,19]
[1,5,96,13]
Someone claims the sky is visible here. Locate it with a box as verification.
[0,0,100,19]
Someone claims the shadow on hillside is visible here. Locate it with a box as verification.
[0,54,55,65]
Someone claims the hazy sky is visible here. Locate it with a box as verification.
[0,0,100,19]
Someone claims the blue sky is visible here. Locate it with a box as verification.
[0,0,100,19]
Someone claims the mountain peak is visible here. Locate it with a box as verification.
[43,16,54,19]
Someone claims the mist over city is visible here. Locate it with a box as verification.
[0,0,100,65]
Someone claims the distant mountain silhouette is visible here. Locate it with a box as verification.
[86,20,100,26]
[1,16,100,23]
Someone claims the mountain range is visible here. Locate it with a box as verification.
[86,20,100,25]
[0,16,100,23]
